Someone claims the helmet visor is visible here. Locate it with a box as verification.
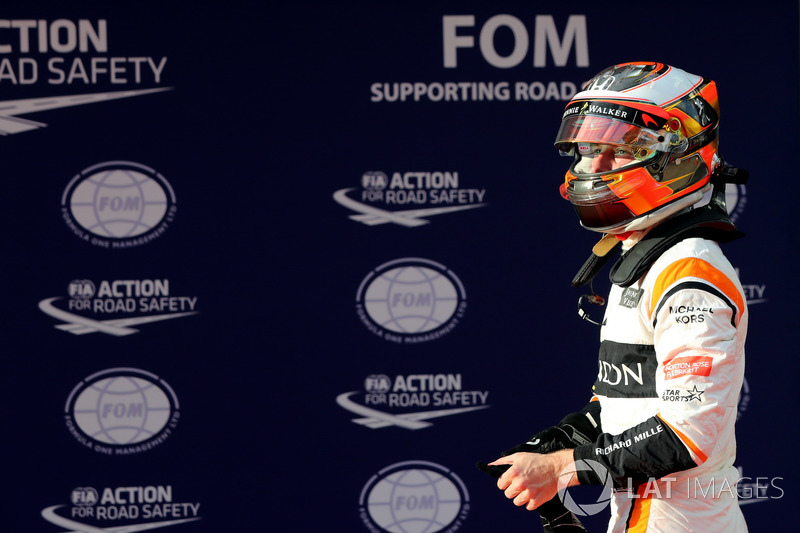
[571,142,656,174]
[555,115,686,157]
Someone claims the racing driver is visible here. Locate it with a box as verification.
[481,62,749,532]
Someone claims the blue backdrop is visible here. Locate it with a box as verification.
[3,1,798,531]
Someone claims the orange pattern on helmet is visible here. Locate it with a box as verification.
[556,62,722,231]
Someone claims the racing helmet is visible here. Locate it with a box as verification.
[555,62,721,232]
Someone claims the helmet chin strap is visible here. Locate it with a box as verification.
[592,233,621,256]
[571,235,621,289]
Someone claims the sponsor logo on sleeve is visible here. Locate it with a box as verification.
[661,385,705,402]
[663,356,713,380]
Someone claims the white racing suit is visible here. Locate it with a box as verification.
[572,235,748,532]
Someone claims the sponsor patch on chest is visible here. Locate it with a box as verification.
[619,287,644,309]
[593,340,658,398]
